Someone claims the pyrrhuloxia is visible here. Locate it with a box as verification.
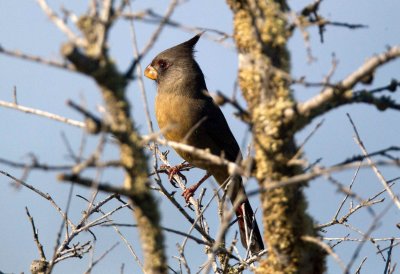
[144,34,264,253]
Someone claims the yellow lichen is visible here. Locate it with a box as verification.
[228,0,326,272]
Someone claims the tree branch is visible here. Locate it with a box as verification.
[36,0,87,47]
[0,99,85,128]
[55,2,168,272]
[0,45,76,71]
[296,46,400,129]
[347,113,400,210]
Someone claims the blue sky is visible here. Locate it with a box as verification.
[1,1,399,273]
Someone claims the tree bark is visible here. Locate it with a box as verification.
[61,13,167,273]
[226,1,326,273]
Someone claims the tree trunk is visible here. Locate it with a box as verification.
[226,1,326,273]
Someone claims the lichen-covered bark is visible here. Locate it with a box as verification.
[226,1,326,273]
[61,15,167,274]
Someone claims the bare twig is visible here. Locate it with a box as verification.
[25,207,47,261]
[290,119,324,164]
[125,0,180,79]
[235,249,268,272]
[36,0,87,47]
[100,223,208,246]
[77,195,144,271]
[302,235,346,271]
[212,90,251,123]
[94,0,113,57]
[0,170,75,229]
[336,146,400,166]
[383,239,394,274]
[246,159,400,198]
[324,237,400,243]
[291,11,316,62]
[84,242,119,274]
[333,162,362,220]
[0,100,85,128]
[122,10,232,46]
[294,0,367,43]
[150,138,245,176]
[347,113,400,210]
[13,86,18,104]
[141,0,180,58]
[126,1,155,133]
[58,173,133,197]
[0,45,76,71]
[156,151,214,244]
[354,257,367,274]
[344,201,395,273]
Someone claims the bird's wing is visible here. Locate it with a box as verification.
[200,97,242,162]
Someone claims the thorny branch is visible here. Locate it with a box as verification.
[1,0,400,273]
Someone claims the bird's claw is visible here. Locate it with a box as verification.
[181,173,211,204]
[182,185,197,204]
[160,163,191,187]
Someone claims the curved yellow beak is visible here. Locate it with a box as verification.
[144,65,158,80]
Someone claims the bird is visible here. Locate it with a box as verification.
[144,33,264,253]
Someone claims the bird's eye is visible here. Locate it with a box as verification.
[157,60,168,70]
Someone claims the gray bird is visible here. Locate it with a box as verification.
[144,34,264,253]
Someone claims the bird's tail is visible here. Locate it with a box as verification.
[235,199,264,254]
[214,172,264,254]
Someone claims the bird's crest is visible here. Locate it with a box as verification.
[160,32,204,58]
[179,32,204,51]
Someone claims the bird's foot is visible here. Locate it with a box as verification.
[160,162,192,187]
[182,184,198,203]
[182,173,211,203]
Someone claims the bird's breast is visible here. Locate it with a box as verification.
[155,92,208,165]
[155,93,201,143]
